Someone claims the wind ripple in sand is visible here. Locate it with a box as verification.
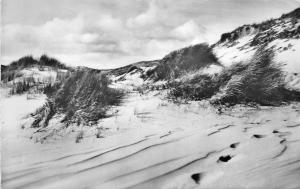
[2,91,300,189]
[3,131,201,189]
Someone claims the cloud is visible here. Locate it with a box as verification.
[2,0,300,68]
[127,0,159,28]
[94,14,123,31]
[2,0,209,68]
[79,33,100,44]
[3,15,121,55]
[171,20,206,42]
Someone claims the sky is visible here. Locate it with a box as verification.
[1,0,300,69]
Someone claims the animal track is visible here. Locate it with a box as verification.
[252,134,266,139]
[217,155,232,162]
[230,142,240,148]
[272,130,292,138]
[243,127,250,132]
[191,173,203,184]
[272,130,279,133]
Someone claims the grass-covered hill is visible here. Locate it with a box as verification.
[3,7,300,130]
[149,43,220,81]
[1,55,71,82]
[32,68,124,128]
[216,7,300,46]
[168,47,300,106]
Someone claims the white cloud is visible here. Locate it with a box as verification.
[171,20,206,42]
[2,0,208,69]
[79,33,100,44]
[126,0,159,28]
[3,0,299,68]
[95,14,123,31]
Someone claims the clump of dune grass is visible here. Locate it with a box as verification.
[32,69,124,128]
[153,43,220,81]
[75,130,84,143]
[169,47,300,106]
[168,74,216,101]
[96,127,104,138]
[212,48,300,106]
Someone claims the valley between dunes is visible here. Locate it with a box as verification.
[1,80,300,189]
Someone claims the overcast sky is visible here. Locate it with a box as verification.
[1,0,300,68]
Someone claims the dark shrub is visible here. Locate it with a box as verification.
[39,55,69,70]
[127,66,141,73]
[32,99,56,128]
[1,55,70,82]
[214,48,285,105]
[169,47,300,106]
[43,82,62,97]
[169,75,217,101]
[32,70,124,127]
[9,80,31,95]
[153,43,219,81]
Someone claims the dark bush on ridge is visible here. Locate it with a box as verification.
[153,43,220,81]
[43,82,63,97]
[169,47,300,106]
[9,80,31,95]
[1,55,70,82]
[213,48,300,106]
[32,70,124,127]
[169,75,216,101]
[39,55,69,70]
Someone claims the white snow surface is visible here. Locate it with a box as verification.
[1,79,300,189]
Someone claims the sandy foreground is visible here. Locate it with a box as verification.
[1,85,300,189]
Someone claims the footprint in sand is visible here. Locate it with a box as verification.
[252,134,266,139]
[230,142,240,148]
[272,130,280,133]
[217,155,232,163]
[190,173,203,184]
[273,130,292,134]
[272,130,292,138]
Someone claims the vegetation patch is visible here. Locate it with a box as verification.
[1,55,70,82]
[168,47,300,106]
[32,69,124,128]
[151,43,220,81]
[2,55,71,95]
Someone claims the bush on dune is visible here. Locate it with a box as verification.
[39,55,69,70]
[32,70,124,128]
[169,47,300,106]
[58,70,123,124]
[153,43,220,81]
[1,55,70,82]
[8,72,69,96]
[9,80,32,95]
[32,99,55,128]
[169,74,217,101]
[213,48,300,106]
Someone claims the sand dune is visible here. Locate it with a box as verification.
[1,85,300,189]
